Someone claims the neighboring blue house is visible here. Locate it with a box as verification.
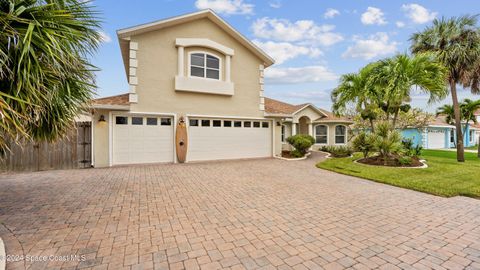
[400,115,479,149]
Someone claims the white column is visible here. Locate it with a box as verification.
[226,55,231,82]
[308,123,313,136]
[177,46,184,77]
[292,123,297,135]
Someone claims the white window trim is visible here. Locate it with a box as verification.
[281,124,286,143]
[470,130,475,143]
[334,125,347,145]
[188,51,222,81]
[314,124,329,145]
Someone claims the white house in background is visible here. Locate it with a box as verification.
[90,10,352,167]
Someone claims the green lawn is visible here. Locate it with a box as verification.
[466,145,478,150]
[317,150,480,198]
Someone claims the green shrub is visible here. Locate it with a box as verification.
[398,156,413,166]
[291,149,304,158]
[373,122,403,165]
[352,132,376,158]
[321,145,354,158]
[402,139,423,157]
[286,134,315,156]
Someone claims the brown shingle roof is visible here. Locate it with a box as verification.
[264,97,306,114]
[429,115,455,127]
[93,93,130,106]
[265,97,352,122]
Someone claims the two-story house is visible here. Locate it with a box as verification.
[91,10,352,167]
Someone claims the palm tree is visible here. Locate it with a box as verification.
[436,104,456,125]
[0,0,101,152]
[332,63,382,132]
[460,99,480,157]
[369,53,448,127]
[411,15,480,162]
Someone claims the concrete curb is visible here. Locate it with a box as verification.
[0,236,5,270]
[274,152,311,161]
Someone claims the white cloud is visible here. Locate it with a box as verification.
[265,66,338,84]
[342,33,399,60]
[269,0,281,9]
[324,8,340,19]
[98,31,111,43]
[396,21,406,28]
[361,7,387,25]
[253,40,321,64]
[252,17,343,46]
[402,3,437,24]
[195,0,253,15]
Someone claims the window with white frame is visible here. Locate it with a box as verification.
[450,129,455,143]
[190,52,220,80]
[315,125,328,144]
[335,125,346,144]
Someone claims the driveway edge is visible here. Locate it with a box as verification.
[0,236,5,270]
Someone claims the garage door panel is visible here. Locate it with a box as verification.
[113,116,174,165]
[428,130,445,149]
[188,120,272,161]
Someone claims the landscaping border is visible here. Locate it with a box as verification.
[274,152,311,161]
[353,158,428,169]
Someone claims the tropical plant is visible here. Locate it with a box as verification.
[372,122,403,165]
[320,145,354,158]
[0,0,101,152]
[401,138,423,157]
[411,15,480,162]
[286,134,315,157]
[460,99,480,134]
[368,53,448,127]
[436,104,456,125]
[352,132,376,159]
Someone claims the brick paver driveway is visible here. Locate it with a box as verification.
[0,153,479,270]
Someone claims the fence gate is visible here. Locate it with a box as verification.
[1,122,92,172]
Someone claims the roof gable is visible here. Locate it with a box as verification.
[117,9,274,67]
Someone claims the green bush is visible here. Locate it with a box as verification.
[352,132,376,159]
[286,134,315,156]
[321,145,354,158]
[373,122,403,165]
[398,156,413,166]
[291,149,304,158]
[402,139,423,157]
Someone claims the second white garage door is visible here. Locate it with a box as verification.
[113,115,174,165]
[427,129,445,149]
[188,118,272,161]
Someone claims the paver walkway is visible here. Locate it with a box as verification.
[0,153,479,270]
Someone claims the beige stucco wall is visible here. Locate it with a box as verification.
[130,18,264,118]
[93,109,110,167]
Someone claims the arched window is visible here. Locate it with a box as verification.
[315,125,328,144]
[335,125,347,144]
[190,52,220,80]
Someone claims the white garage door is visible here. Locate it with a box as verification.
[188,118,272,161]
[113,115,174,165]
[427,130,445,149]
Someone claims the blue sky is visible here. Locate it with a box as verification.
[92,0,480,112]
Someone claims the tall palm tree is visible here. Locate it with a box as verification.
[369,53,448,127]
[332,63,382,132]
[0,0,101,152]
[411,15,480,162]
[436,104,456,125]
[460,99,480,157]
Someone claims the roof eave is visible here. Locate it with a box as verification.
[91,104,131,111]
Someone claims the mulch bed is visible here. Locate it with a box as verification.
[282,151,299,159]
[357,155,424,167]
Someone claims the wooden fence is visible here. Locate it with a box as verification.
[0,122,92,172]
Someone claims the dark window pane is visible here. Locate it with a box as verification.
[223,120,232,127]
[147,118,158,125]
[132,117,143,125]
[206,55,219,69]
[213,120,221,127]
[189,119,199,127]
[262,122,269,128]
[335,136,345,144]
[201,120,210,127]
[244,121,251,128]
[191,66,204,77]
[116,116,128,125]
[161,118,171,126]
[316,136,327,144]
[335,126,346,135]
[316,125,327,135]
[191,54,204,67]
[253,121,260,128]
[234,121,242,127]
[206,69,219,79]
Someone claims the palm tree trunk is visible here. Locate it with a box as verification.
[450,80,465,162]
[478,134,480,158]
[392,109,399,128]
[369,118,375,133]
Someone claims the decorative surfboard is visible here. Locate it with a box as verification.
[176,116,188,163]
